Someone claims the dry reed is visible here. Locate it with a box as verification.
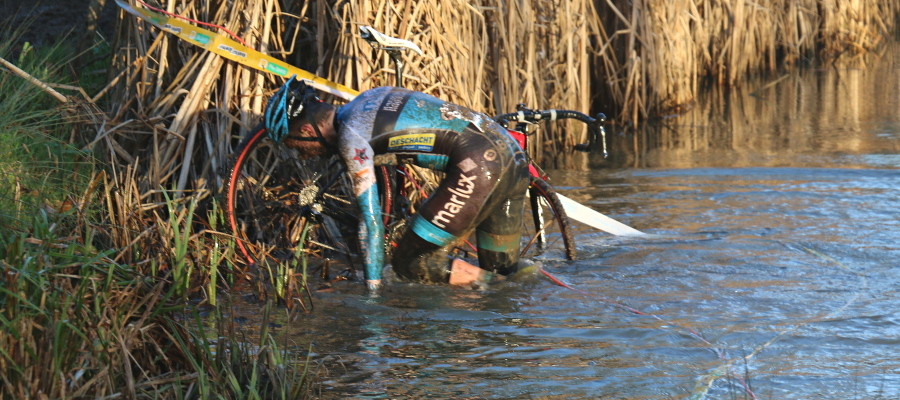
[612,43,900,168]
[595,0,898,126]
[321,0,597,164]
[96,0,899,197]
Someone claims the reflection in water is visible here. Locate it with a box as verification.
[607,43,900,169]
[222,45,900,399]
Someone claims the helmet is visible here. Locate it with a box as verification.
[264,75,319,142]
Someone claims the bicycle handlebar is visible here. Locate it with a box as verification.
[494,106,608,157]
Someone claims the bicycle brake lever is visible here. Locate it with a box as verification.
[574,119,597,153]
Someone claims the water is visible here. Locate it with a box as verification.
[227,47,900,399]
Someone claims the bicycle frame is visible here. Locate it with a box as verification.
[505,128,546,180]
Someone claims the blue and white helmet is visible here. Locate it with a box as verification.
[263,75,319,142]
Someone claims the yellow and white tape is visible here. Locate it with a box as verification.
[115,0,359,101]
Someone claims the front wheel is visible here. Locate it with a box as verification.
[523,178,577,261]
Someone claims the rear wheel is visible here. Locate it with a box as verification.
[378,164,444,261]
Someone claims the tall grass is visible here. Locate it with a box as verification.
[611,43,900,169]
[0,31,92,234]
[321,0,597,166]
[1,21,318,398]
[594,0,899,125]
[0,209,315,398]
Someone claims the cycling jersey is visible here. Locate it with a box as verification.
[336,87,529,284]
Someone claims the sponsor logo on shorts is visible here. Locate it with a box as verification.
[458,158,477,172]
[388,133,436,151]
[483,149,497,161]
[431,173,477,229]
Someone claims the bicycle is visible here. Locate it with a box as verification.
[224,27,425,274]
[494,104,608,261]
[224,26,610,286]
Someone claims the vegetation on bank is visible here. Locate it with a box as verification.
[0,24,316,398]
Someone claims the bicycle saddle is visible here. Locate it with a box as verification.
[359,26,424,56]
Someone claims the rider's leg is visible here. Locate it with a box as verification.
[389,155,495,284]
[389,229,454,283]
[475,195,526,276]
[390,143,498,284]
[474,165,528,275]
[390,127,527,285]
[390,231,495,286]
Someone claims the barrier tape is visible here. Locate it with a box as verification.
[115,0,359,101]
[556,193,645,236]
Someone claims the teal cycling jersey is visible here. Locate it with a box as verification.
[336,87,529,282]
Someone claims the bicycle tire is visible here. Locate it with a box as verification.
[224,124,359,268]
[524,178,577,261]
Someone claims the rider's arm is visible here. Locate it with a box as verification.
[338,129,385,291]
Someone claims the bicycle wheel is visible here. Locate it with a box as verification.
[224,125,359,269]
[523,178,577,261]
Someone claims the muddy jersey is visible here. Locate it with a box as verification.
[336,87,527,261]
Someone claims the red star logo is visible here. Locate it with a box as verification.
[353,148,369,165]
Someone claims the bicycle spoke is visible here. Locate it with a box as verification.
[226,130,360,275]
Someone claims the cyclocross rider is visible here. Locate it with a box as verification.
[266,77,529,291]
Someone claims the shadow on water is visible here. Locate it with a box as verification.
[224,45,900,399]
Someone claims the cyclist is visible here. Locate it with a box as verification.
[265,77,529,291]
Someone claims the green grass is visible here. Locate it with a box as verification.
[0,22,318,399]
[0,24,94,236]
[0,209,316,398]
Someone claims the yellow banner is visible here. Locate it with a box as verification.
[115,0,359,101]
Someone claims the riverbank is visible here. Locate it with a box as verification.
[0,23,317,398]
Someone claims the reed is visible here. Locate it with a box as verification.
[2,19,317,396]
[91,0,899,192]
[596,0,899,125]
[322,0,597,164]
[610,43,900,168]
[0,206,314,398]
[0,32,94,233]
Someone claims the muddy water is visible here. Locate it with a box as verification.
[227,47,900,399]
